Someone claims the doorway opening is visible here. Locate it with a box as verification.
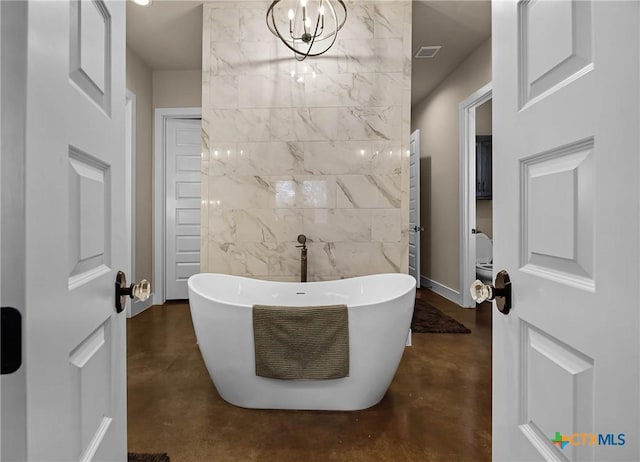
[409,129,422,288]
[153,108,202,304]
[125,90,139,317]
[459,83,492,308]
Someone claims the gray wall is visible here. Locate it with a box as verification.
[126,49,202,285]
[411,38,491,292]
[153,70,202,109]
[126,47,153,283]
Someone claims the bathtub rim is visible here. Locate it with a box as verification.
[188,272,416,309]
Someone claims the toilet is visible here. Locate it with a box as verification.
[476,232,493,283]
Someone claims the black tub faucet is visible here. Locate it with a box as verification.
[296,234,307,283]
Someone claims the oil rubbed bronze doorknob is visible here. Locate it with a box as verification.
[470,270,512,315]
[115,271,151,313]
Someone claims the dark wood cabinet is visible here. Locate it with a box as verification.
[476,135,492,200]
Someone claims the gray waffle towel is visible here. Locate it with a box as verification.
[252,304,349,380]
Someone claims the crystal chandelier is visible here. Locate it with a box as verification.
[266,0,347,61]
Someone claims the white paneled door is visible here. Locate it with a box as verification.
[493,1,639,461]
[409,130,421,288]
[1,1,127,460]
[165,118,201,300]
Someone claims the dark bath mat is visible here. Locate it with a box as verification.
[128,453,170,462]
[411,298,471,334]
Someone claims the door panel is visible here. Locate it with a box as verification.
[519,0,592,107]
[15,1,127,460]
[520,322,595,462]
[68,148,111,287]
[69,320,113,461]
[70,0,111,113]
[521,139,594,289]
[166,118,201,300]
[493,1,639,461]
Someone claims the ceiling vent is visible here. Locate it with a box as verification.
[414,46,442,59]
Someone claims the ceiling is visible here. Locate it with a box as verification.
[126,0,203,70]
[411,1,491,105]
[126,0,491,106]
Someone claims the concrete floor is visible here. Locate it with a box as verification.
[127,289,492,462]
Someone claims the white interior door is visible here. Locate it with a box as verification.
[409,129,421,287]
[1,1,127,460]
[165,118,201,300]
[493,1,639,461]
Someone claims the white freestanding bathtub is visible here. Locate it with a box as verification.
[187,273,416,411]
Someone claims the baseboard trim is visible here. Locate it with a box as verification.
[152,293,165,307]
[129,294,154,318]
[419,276,463,307]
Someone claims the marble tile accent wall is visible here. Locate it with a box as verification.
[201,0,411,281]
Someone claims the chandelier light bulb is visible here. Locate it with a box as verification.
[300,0,307,7]
[288,8,294,20]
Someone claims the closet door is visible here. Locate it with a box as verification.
[165,118,201,300]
